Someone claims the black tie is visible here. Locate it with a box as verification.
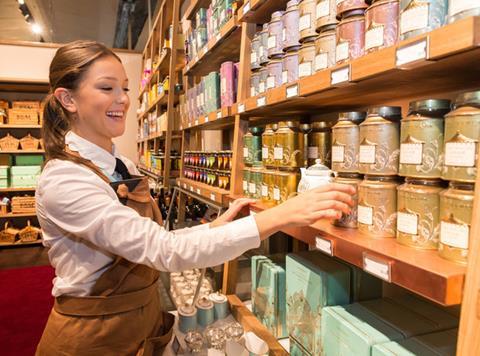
[115,158,131,180]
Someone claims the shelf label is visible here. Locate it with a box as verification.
[183,183,187,189]
[315,236,333,256]
[331,66,350,85]
[363,253,392,282]
[238,103,245,113]
[257,96,266,107]
[217,111,222,119]
[286,84,298,98]
[196,188,201,195]
[195,119,199,126]
[397,212,418,235]
[396,38,428,67]
[190,186,194,192]
[242,1,251,16]
[210,193,216,201]
[205,116,209,122]
[441,221,469,249]
[449,0,478,17]
[445,142,476,167]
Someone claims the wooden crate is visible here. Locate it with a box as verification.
[19,134,39,150]
[11,196,36,214]
[7,108,39,125]
[12,101,40,110]
[0,134,20,151]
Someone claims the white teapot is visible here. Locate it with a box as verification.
[297,159,334,193]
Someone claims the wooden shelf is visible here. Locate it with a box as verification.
[0,125,42,129]
[0,150,44,154]
[232,16,480,118]
[137,48,174,100]
[0,212,37,218]
[182,107,234,130]
[0,187,36,192]
[0,79,49,93]
[238,0,289,24]
[137,130,183,143]
[183,0,211,21]
[138,166,180,180]
[176,177,230,206]
[0,239,43,248]
[137,91,168,120]
[184,16,242,77]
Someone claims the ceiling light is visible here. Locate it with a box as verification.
[31,23,42,34]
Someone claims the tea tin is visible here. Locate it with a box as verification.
[250,70,260,97]
[283,0,302,52]
[364,0,399,53]
[316,0,339,31]
[251,32,261,70]
[261,169,276,204]
[448,0,480,23]
[262,124,276,167]
[243,131,253,165]
[249,164,263,199]
[299,40,316,78]
[274,121,305,168]
[267,58,284,90]
[260,23,270,65]
[299,0,318,42]
[336,15,365,64]
[400,0,448,40]
[314,26,337,72]
[243,168,251,195]
[268,11,285,59]
[274,169,300,203]
[307,121,333,167]
[258,67,269,94]
[282,50,300,84]
[333,173,363,228]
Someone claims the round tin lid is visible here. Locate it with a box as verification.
[271,10,285,21]
[196,297,214,309]
[367,106,402,121]
[408,99,451,117]
[338,111,367,124]
[404,177,445,187]
[249,126,265,135]
[178,304,196,316]
[455,90,480,108]
[209,291,227,303]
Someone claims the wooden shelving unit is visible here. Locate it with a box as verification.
[0,149,45,154]
[182,107,233,130]
[238,0,289,24]
[176,177,230,205]
[0,124,42,129]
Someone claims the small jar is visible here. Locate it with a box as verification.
[359,106,402,176]
[442,90,480,183]
[243,168,251,195]
[399,0,448,40]
[332,111,367,173]
[258,67,269,95]
[358,175,400,238]
[282,51,299,84]
[261,169,276,204]
[337,0,369,17]
[268,11,285,59]
[299,0,318,42]
[283,0,301,52]
[275,170,300,204]
[316,0,339,31]
[439,182,474,264]
[260,24,270,65]
[298,40,316,78]
[314,25,336,72]
[266,58,284,90]
[274,121,305,168]
[448,0,480,23]
[399,99,451,179]
[333,173,362,228]
[251,32,261,70]
[364,0,399,53]
[307,121,334,167]
[262,125,276,167]
[336,15,365,64]
[249,164,263,199]
[397,178,445,250]
[250,70,260,97]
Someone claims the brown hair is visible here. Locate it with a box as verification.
[42,40,121,171]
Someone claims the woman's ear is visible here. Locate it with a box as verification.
[53,88,77,113]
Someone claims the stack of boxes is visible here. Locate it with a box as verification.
[0,155,42,188]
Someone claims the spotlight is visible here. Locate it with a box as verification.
[31,23,42,34]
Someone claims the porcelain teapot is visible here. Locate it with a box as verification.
[297,159,334,193]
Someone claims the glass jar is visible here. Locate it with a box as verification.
[314,25,336,72]
[262,124,276,167]
[397,178,445,249]
[399,0,448,40]
[260,23,270,65]
[307,121,333,167]
[298,40,316,78]
[442,90,480,183]
[333,173,362,228]
[336,14,365,64]
[359,106,402,176]
[261,169,276,204]
[283,0,301,52]
[299,0,318,42]
[448,0,480,23]
[399,99,450,178]
[282,51,299,84]
[439,182,474,264]
[268,11,285,59]
[274,121,305,168]
[364,0,399,53]
[316,0,338,31]
[266,58,284,90]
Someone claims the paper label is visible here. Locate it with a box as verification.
[257,96,266,107]
[445,142,476,167]
[196,188,201,195]
[332,145,345,163]
[396,39,427,66]
[397,212,418,235]
[331,66,350,84]
[363,255,390,282]
[400,5,429,35]
[243,180,248,191]
[359,145,376,164]
[308,146,319,159]
[217,111,222,119]
[449,0,478,17]
[400,143,423,165]
[299,14,311,31]
[441,221,469,249]
[221,78,227,94]
[261,185,268,197]
[190,186,194,192]
[315,236,333,256]
[274,147,283,160]
[259,46,264,58]
[238,103,245,113]
[267,76,276,89]
[299,62,313,78]
[286,84,298,98]
[259,82,265,93]
[282,71,288,84]
[242,1,251,15]
[250,86,256,97]
[210,193,216,201]
[358,205,373,225]
[262,147,269,159]
[249,182,256,194]
[243,147,249,158]
[273,187,280,201]
[315,53,328,71]
[316,1,330,18]
[282,28,286,42]
[205,115,209,122]
[268,36,277,49]
[365,26,384,51]
[250,52,257,64]
[183,183,187,189]
[336,42,349,62]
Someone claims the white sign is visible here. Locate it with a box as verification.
[243,147,249,158]
[216,111,222,119]
[315,53,328,72]
[315,236,333,256]
[262,147,269,160]
[331,66,350,85]
[365,26,384,51]
[286,84,299,98]
[400,4,429,35]
[449,0,478,17]
[363,254,391,282]
[238,103,245,113]
[316,1,330,18]
[249,182,256,194]
[261,185,268,197]
[336,42,349,62]
[273,187,281,201]
[445,142,476,167]
[299,14,311,31]
[396,39,428,67]
[210,193,216,201]
[242,1,251,15]
[267,76,276,89]
[400,143,423,165]
[274,147,283,160]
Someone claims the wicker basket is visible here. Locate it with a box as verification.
[11,195,36,214]
[0,100,8,124]
[19,221,41,242]
[0,222,19,244]
[0,134,20,151]
[7,108,39,125]
[12,101,41,110]
[20,134,39,151]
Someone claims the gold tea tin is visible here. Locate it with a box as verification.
[316,0,338,31]
[359,106,402,176]
[298,40,316,78]
[307,121,334,167]
[243,168,251,196]
[299,0,318,42]
[439,182,474,264]
[249,164,263,199]
[358,175,400,238]
[262,124,275,167]
[332,111,367,173]
[442,90,480,183]
[273,170,300,204]
[274,121,305,168]
[243,131,253,165]
[261,169,276,204]
[333,173,362,228]
[399,99,450,179]
[314,26,336,72]
[396,178,445,250]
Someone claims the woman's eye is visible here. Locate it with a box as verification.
[123,88,130,92]
[101,87,112,91]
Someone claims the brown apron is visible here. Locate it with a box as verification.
[36,159,174,356]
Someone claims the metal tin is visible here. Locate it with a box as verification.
[260,24,270,65]
[333,173,362,228]
[262,125,276,167]
[399,99,451,178]
[400,0,448,40]
[274,121,305,168]
[268,11,285,58]
[261,169,276,204]
[282,51,299,84]
[364,0,399,53]
[178,305,198,333]
[250,70,260,97]
[307,121,333,167]
[442,91,480,182]
[283,0,302,52]
[274,170,300,204]
[243,131,253,165]
[359,106,402,176]
[336,15,365,64]
[314,26,336,72]
[251,32,261,70]
[251,127,264,165]
[196,297,215,327]
[209,292,229,320]
[448,0,480,23]
[243,168,251,195]
[298,40,316,78]
[249,165,263,199]
[358,175,400,238]
[439,182,474,264]
[299,0,318,42]
[337,0,369,18]
[258,67,269,94]
[332,111,367,173]
[266,59,284,90]
[396,178,444,250]
[316,0,339,31]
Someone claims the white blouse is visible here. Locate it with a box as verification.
[36,132,260,297]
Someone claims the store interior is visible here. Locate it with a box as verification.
[1,0,480,355]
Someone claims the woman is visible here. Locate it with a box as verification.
[35,40,354,355]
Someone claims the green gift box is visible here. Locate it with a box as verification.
[11,165,41,175]
[0,178,9,188]
[0,165,9,179]
[11,175,39,187]
[15,154,44,166]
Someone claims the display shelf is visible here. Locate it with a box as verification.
[138,166,180,180]
[137,131,183,143]
[138,48,171,100]
[0,124,42,129]
[0,149,44,154]
[184,16,242,77]
[0,79,49,93]
[182,107,234,130]
[183,0,211,21]
[238,0,289,24]
[0,212,37,218]
[232,16,480,118]
[0,239,43,248]
[0,187,36,192]
[176,177,230,206]
[137,92,168,120]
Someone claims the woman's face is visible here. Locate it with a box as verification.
[70,55,130,150]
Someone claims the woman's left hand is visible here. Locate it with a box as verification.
[210,198,257,228]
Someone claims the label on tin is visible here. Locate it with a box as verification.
[243,147,249,158]
[257,96,266,107]
[445,142,476,167]
[250,52,257,64]
[282,28,286,42]
[359,145,376,164]
[400,4,429,35]
[274,187,281,201]
[262,147,269,159]
[259,82,266,93]
[250,86,256,97]
[238,103,245,113]
[268,36,276,49]
[449,0,478,17]
[308,146,319,159]
[365,26,384,51]
[249,182,256,194]
[299,62,313,78]
[299,14,311,31]
[274,147,283,160]
[316,1,330,18]
[336,42,349,62]
[315,53,328,71]
[332,145,345,163]
[195,119,199,126]
[221,78,227,94]
[440,221,469,249]
[261,184,268,197]
[397,212,419,235]
[243,180,248,191]
[242,1,251,15]
[267,76,276,89]
[259,46,264,58]
[400,143,423,165]
[358,205,373,225]
[282,71,288,84]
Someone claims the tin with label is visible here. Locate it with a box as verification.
[332,111,366,173]
[250,70,260,97]
[262,169,276,204]
[282,51,299,84]
[243,131,253,165]
[337,0,368,18]
[249,164,263,199]
[336,15,365,64]
[260,24,270,65]
[448,0,480,23]
[274,121,305,168]
[299,0,318,42]
[243,168,251,196]
[400,0,448,40]
[283,0,301,52]
[268,11,285,59]
[251,32,261,71]
[333,173,362,228]
[316,0,339,31]
[314,26,336,72]
[298,40,316,78]
[307,121,334,167]
[267,58,284,90]
[364,0,399,53]
[258,67,269,95]
[275,170,300,204]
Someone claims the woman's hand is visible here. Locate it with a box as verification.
[210,197,256,228]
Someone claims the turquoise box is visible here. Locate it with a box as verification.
[286,251,351,356]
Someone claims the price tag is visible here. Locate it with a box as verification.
[331,66,350,85]
[363,253,392,282]
[315,236,333,256]
[210,193,216,201]
[286,84,298,98]
[396,38,428,67]
[216,33,222,42]
[195,119,199,126]
[190,186,194,192]
[217,111,222,119]
[183,184,187,189]
[205,116,209,122]
[242,1,251,15]
[238,103,245,113]
[257,96,266,107]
